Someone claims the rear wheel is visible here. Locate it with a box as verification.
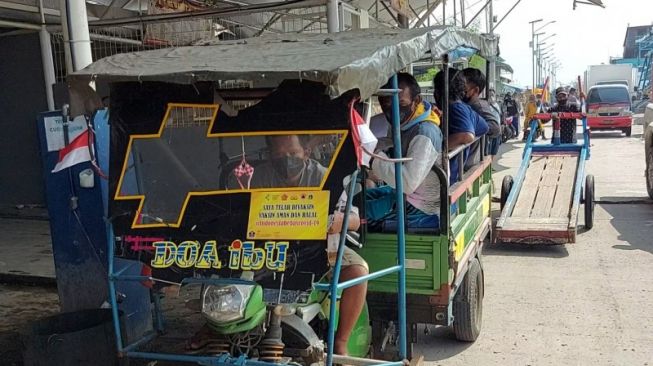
[500,175,514,210]
[623,127,632,137]
[584,175,595,229]
[452,258,483,342]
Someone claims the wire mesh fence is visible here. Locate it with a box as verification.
[50,3,336,82]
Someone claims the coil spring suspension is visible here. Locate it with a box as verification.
[204,340,231,356]
[258,341,285,362]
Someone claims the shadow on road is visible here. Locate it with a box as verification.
[484,242,569,258]
[413,325,474,362]
[589,131,628,139]
[600,203,653,255]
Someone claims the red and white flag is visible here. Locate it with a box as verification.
[52,129,92,173]
[350,105,378,167]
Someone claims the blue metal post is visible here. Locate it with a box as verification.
[106,224,124,352]
[390,74,407,359]
[326,169,359,366]
[582,116,590,159]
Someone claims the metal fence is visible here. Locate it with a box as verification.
[50,4,336,82]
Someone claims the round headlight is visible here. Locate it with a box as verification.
[202,284,254,324]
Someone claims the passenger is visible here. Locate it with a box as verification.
[461,68,501,162]
[433,68,489,184]
[365,72,444,230]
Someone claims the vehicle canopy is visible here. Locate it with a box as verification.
[71,26,498,291]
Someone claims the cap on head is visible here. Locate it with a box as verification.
[555,87,568,96]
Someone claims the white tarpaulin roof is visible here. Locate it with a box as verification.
[71,26,498,99]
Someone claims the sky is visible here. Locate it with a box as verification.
[460,0,653,88]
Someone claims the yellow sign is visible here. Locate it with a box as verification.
[247,191,330,240]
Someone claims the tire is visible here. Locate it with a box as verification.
[624,127,632,137]
[452,258,483,342]
[584,175,595,230]
[501,126,510,143]
[647,150,653,200]
[500,175,514,210]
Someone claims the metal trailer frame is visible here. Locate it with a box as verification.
[105,75,412,366]
[495,112,592,244]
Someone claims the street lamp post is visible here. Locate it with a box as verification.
[530,19,556,91]
[529,19,543,91]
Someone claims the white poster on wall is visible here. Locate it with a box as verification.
[44,115,88,152]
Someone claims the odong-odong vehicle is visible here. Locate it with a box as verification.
[67,26,497,366]
[586,84,633,136]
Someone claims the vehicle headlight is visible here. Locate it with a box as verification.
[202,285,254,323]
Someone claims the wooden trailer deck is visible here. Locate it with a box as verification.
[496,153,580,244]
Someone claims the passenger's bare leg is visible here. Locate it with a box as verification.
[334,265,368,355]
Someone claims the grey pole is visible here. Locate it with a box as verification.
[327,0,340,33]
[59,0,93,72]
[38,0,56,111]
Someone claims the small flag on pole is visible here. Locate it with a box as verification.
[51,129,92,173]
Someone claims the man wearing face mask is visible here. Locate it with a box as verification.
[239,134,368,357]
[365,73,444,230]
[544,87,580,144]
[433,69,489,184]
[249,135,326,188]
[461,68,501,163]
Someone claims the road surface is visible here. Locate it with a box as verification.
[417,125,653,365]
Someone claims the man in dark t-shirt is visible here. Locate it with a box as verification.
[547,87,579,143]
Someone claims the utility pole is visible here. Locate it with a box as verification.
[488,0,495,92]
[529,19,543,92]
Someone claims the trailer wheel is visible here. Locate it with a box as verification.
[584,175,595,230]
[647,150,653,200]
[623,127,632,137]
[500,175,513,210]
[452,258,483,342]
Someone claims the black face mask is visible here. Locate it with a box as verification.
[557,98,568,106]
[271,156,306,180]
[384,105,414,123]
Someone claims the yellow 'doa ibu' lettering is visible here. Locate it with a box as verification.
[150,240,289,271]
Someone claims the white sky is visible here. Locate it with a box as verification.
[446,0,653,88]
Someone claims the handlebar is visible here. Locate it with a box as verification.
[533,112,585,119]
[361,146,413,163]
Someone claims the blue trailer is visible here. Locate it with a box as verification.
[495,112,595,244]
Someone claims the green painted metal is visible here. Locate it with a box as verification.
[319,296,372,357]
[360,162,492,298]
[359,233,446,294]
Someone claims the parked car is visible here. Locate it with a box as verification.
[587,84,633,136]
[644,103,653,199]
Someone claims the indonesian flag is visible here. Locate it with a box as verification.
[541,76,550,104]
[350,105,378,167]
[52,129,92,173]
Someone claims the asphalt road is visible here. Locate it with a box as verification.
[417,125,653,365]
